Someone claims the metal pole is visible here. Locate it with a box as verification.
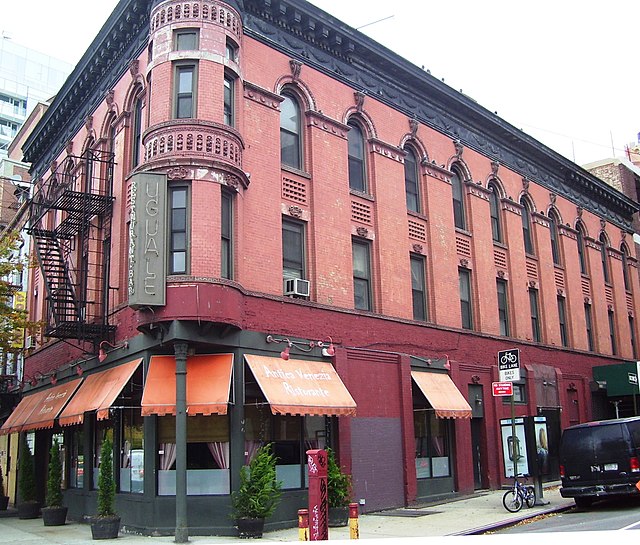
[511,393,517,478]
[174,342,189,543]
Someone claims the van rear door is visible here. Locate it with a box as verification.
[560,423,634,487]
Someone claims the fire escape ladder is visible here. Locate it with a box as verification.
[31,228,80,326]
[27,151,116,342]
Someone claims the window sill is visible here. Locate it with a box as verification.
[281,164,311,179]
[349,189,375,201]
[408,210,428,221]
[454,227,472,237]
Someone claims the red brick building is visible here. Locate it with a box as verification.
[2,0,639,537]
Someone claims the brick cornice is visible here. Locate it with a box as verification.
[423,161,452,184]
[369,138,404,162]
[243,81,283,110]
[307,110,349,138]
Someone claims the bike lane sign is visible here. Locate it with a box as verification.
[498,349,520,382]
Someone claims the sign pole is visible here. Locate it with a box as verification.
[498,349,520,480]
[511,392,517,479]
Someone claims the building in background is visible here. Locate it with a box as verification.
[1,0,638,537]
[0,37,72,159]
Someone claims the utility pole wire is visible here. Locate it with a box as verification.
[356,14,394,30]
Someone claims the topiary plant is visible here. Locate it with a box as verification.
[96,438,116,518]
[0,460,6,497]
[231,442,282,520]
[0,459,8,510]
[46,439,63,508]
[18,434,37,504]
[327,448,352,508]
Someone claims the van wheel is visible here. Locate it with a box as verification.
[574,497,593,508]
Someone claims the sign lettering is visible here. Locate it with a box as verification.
[128,173,167,308]
[307,449,328,541]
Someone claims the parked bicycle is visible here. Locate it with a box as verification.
[502,473,536,512]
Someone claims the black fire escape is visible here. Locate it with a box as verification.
[27,149,116,342]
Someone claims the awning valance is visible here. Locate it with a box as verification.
[244,354,357,416]
[411,371,472,419]
[58,358,143,426]
[141,354,234,416]
[0,378,83,434]
[0,391,45,435]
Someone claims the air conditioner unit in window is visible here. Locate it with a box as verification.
[284,278,310,297]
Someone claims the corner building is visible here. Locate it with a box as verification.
[5,0,640,536]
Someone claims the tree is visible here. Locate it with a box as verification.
[46,439,63,508]
[0,230,41,355]
[18,434,37,504]
[96,438,116,518]
[231,443,282,520]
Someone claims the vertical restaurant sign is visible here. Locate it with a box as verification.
[307,449,328,541]
[12,291,26,349]
[128,172,167,309]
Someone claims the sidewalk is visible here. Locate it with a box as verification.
[0,484,574,544]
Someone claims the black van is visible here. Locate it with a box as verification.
[559,417,640,507]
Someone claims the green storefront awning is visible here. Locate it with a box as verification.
[593,362,640,397]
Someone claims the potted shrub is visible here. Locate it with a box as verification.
[17,434,40,519]
[231,442,282,538]
[327,448,352,527]
[0,460,9,510]
[42,439,67,526]
[90,438,120,540]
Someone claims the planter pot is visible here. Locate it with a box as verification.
[90,516,121,540]
[17,501,40,519]
[236,517,265,538]
[0,495,9,510]
[328,506,349,527]
[42,506,67,526]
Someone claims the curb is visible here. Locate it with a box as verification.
[451,502,575,535]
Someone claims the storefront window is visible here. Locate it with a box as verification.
[120,408,144,494]
[244,406,327,490]
[414,410,451,479]
[51,432,67,490]
[70,427,84,489]
[157,414,230,495]
[93,420,113,489]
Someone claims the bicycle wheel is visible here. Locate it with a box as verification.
[502,489,523,512]
[524,486,536,508]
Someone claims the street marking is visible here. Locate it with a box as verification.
[618,520,640,530]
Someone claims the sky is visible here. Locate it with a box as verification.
[2,0,639,167]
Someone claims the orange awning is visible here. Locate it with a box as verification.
[141,354,234,416]
[0,391,45,435]
[411,371,472,419]
[244,354,357,416]
[58,359,143,426]
[0,378,84,434]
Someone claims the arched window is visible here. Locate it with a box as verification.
[347,121,366,192]
[621,243,631,291]
[404,147,420,213]
[488,181,502,243]
[549,209,561,266]
[520,197,534,255]
[280,92,302,169]
[576,222,588,275]
[599,233,610,284]
[131,94,144,170]
[451,166,466,230]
